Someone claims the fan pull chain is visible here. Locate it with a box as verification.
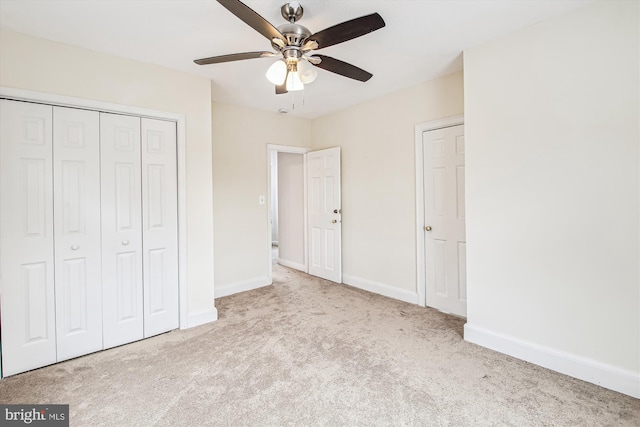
[288,90,306,110]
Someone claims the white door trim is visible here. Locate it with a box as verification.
[0,86,191,330]
[415,115,464,308]
[266,144,311,283]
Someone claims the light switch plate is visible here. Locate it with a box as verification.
[259,195,266,205]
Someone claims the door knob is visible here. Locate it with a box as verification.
[71,244,79,251]
[333,209,341,214]
[425,226,432,231]
[332,219,338,223]
[122,240,130,246]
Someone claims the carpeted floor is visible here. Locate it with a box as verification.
[0,264,638,426]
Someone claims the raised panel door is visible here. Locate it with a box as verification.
[423,125,466,317]
[306,147,342,283]
[0,99,57,375]
[100,113,144,349]
[53,106,103,361]
[141,118,178,337]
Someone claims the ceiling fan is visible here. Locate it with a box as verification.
[194,0,385,94]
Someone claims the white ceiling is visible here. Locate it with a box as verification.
[0,0,593,118]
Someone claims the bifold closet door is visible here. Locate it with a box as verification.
[53,106,103,361]
[99,115,179,347]
[100,113,144,349]
[0,100,56,376]
[1,102,180,375]
[141,118,179,337]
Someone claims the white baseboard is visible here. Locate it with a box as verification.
[464,323,640,399]
[277,258,306,272]
[215,276,271,298]
[184,308,218,329]
[342,274,419,305]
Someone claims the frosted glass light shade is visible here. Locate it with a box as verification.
[266,60,287,85]
[286,71,304,91]
[298,60,318,84]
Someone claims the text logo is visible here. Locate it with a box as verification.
[1,405,68,426]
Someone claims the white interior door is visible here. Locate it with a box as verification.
[100,112,144,349]
[141,118,179,337]
[53,106,103,361]
[0,100,56,375]
[1,99,182,376]
[307,147,342,283]
[423,125,467,317]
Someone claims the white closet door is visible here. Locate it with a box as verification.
[53,106,103,361]
[100,113,144,349]
[141,118,179,337]
[423,125,466,317]
[0,100,56,375]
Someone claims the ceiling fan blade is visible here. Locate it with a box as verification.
[275,70,289,94]
[307,13,385,50]
[217,0,286,43]
[275,83,288,95]
[194,51,273,65]
[309,55,373,82]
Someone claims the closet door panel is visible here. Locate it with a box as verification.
[101,113,144,349]
[141,118,179,337]
[0,100,56,376]
[53,106,103,361]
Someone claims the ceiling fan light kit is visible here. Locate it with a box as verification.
[297,59,317,84]
[195,0,385,97]
[266,58,311,91]
[266,60,287,85]
[285,61,304,92]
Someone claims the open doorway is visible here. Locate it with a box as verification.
[270,150,279,262]
[267,144,310,281]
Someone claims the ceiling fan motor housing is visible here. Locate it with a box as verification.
[274,23,311,49]
[281,2,304,23]
[276,2,310,56]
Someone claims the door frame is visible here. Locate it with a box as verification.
[0,86,190,330]
[415,114,464,308]
[266,144,311,283]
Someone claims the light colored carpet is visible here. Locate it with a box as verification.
[1,264,638,426]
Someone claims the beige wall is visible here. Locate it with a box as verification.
[0,29,216,321]
[464,0,639,396]
[211,103,311,289]
[311,72,464,296]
